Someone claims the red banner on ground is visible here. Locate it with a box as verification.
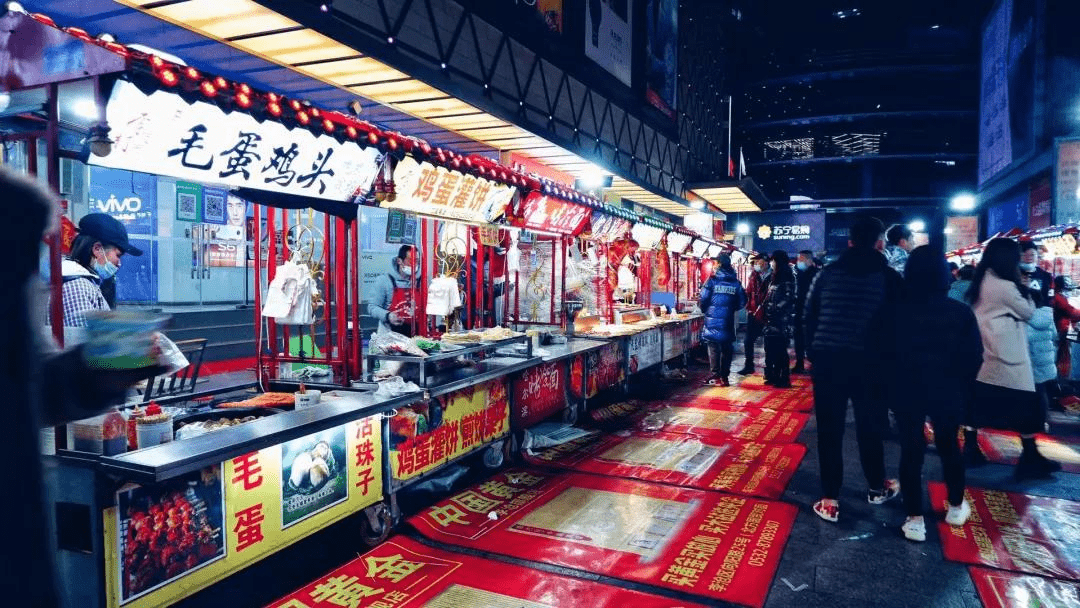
[525,431,805,499]
[643,404,809,444]
[969,566,1080,608]
[672,388,815,413]
[930,483,1080,581]
[267,535,708,608]
[407,470,797,608]
[738,376,813,390]
[977,430,1080,474]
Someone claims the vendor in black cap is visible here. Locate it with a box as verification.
[59,213,142,329]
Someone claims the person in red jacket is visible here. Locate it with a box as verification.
[1052,276,1080,378]
[739,253,772,375]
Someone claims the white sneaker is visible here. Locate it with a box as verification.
[945,500,971,527]
[902,517,926,542]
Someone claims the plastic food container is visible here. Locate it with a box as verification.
[293,390,322,409]
[136,413,173,449]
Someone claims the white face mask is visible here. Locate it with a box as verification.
[1019,262,1036,273]
[398,262,412,277]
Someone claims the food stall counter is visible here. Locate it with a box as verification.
[91,389,420,484]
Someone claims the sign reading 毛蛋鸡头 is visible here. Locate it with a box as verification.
[95,81,382,202]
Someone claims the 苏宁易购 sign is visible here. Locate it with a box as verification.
[104,416,383,608]
[96,81,382,203]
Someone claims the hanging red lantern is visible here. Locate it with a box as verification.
[183,66,200,81]
[234,92,252,109]
[322,118,334,133]
[267,101,283,117]
[345,126,358,139]
[296,110,310,126]
[199,80,217,97]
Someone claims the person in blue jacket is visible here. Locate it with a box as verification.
[699,253,747,386]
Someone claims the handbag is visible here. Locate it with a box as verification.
[261,259,319,325]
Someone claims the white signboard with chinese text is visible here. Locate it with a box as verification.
[95,81,381,202]
[384,156,515,224]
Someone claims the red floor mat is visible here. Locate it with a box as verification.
[673,388,815,412]
[977,430,1080,474]
[525,431,805,499]
[642,404,809,444]
[407,469,797,608]
[968,566,1080,608]
[266,535,708,608]
[929,482,1080,581]
[739,375,813,390]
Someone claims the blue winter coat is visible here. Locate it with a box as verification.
[699,268,747,344]
[1026,306,1057,384]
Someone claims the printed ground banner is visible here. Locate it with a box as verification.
[674,388,815,413]
[930,483,1080,581]
[969,567,1080,608]
[268,535,709,608]
[977,429,1080,474]
[525,431,805,499]
[739,375,813,390]
[407,469,797,608]
[644,404,809,444]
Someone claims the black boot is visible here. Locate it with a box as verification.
[774,366,792,389]
[1015,436,1060,481]
[791,361,807,375]
[963,429,988,468]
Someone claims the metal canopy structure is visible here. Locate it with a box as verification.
[19,0,498,156]
[22,0,713,217]
[116,0,696,215]
[688,180,771,214]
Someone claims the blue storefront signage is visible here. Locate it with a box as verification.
[750,210,826,256]
[89,166,157,236]
[986,195,1028,235]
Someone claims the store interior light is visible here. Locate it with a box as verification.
[736,223,750,235]
[908,220,926,233]
[690,200,705,210]
[579,169,610,190]
[73,98,98,121]
[950,194,977,212]
[4,2,26,14]
[944,227,954,235]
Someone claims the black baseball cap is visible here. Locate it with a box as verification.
[78,213,143,256]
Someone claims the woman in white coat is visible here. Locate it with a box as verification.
[966,238,1059,480]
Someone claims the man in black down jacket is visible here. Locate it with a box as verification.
[792,250,818,374]
[804,216,905,523]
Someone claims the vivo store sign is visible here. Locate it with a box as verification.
[93,81,381,201]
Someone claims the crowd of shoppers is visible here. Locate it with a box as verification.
[698,217,1071,542]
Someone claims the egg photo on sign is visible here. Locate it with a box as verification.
[280,427,349,528]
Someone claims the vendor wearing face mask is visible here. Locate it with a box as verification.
[369,245,418,336]
[739,253,773,375]
[59,213,142,332]
[1019,240,1052,304]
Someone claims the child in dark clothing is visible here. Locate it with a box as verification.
[893,246,983,542]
